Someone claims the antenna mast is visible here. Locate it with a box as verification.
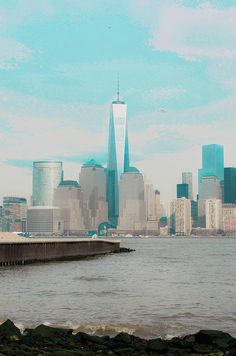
[117,74,120,102]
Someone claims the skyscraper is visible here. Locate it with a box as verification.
[107,83,129,226]
[144,178,156,221]
[182,172,193,200]
[177,183,189,199]
[53,180,85,234]
[205,199,222,231]
[224,168,236,204]
[80,159,108,231]
[33,161,63,206]
[118,167,146,232]
[169,198,192,236]
[154,190,163,221]
[198,144,224,190]
[198,175,221,227]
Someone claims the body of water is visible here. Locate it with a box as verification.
[0,237,236,338]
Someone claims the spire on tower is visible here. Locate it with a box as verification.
[117,74,120,102]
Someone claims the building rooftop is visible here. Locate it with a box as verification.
[59,180,80,187]
[112,100,125,104]
[28,206,60,210]
[33,160,62,164]
[82,159,103,168]
[124,166,140,174]
[3,197,27,203]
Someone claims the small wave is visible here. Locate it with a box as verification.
[73,276,106,282]
[72,323,160,338]
[42,321,163,338]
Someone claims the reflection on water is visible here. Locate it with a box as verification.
[0,237,236,338]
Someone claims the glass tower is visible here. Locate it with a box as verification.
[198,144,224,192]
[33,161,63,206]
[107,86,129,226]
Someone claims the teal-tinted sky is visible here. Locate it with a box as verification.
[0,0,236,204]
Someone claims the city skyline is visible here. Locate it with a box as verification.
[1,141,236,234]
[0,1,236,205]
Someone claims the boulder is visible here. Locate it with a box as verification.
[75,331,107,346]
[113,332,132,344]
[194,329,235,349]
[147,338,167,352]
[0,319,21,340]
[31,324,73,339]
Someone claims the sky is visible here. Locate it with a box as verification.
[0,0,236,206]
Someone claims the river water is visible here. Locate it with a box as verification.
[0,237,236,339]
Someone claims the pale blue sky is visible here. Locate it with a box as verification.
[0,0,236,204]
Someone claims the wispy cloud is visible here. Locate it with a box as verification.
[127,1,236,60]
[146,87,186,101]
[0,89,108,162]
[0,38,32,70]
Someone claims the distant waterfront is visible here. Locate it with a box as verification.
[0,237,236,339]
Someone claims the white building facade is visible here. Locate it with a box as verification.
[205,199,222,231]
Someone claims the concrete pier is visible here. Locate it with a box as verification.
[0,234,120,266]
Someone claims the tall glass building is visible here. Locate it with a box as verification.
[198,144,224,189]
[32,161,63,206]
[107,89,129,226]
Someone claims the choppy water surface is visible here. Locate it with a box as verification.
[1,237,236,338]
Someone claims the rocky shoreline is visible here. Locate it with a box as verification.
[0,320,235,355]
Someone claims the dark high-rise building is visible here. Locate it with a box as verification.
[107,84,129,226]
[177,183,189,199]
[224,168,236,204]
[191,200,198,226]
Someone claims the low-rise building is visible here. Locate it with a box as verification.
[3,197,27,232]
[27,206,63,235]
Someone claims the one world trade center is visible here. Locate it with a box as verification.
[107,83,129,226]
